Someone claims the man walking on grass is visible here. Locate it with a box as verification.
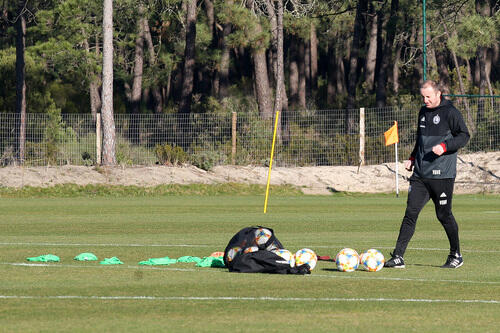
[385,80,470,269]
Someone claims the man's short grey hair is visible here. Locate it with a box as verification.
[420,80,443,93]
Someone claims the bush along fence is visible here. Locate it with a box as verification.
[1,98,498,169]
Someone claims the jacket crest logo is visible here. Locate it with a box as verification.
[433,115,440,124]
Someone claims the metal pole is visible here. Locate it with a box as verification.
[422,0,427,81]
[96,113,102,165]
[395,142,399,197]
[231,112,237,165]
[359,107,365,167]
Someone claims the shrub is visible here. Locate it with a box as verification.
[190,149,227,171]
[154,143,187,166]
[42,103,76,165]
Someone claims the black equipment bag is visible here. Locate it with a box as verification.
[223,226,310,275]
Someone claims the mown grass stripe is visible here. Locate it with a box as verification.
[2,262,499,285]
[1,295,499,304]
[1,242,498,253]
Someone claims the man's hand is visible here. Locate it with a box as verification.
[405,159,414,171]
[432,144,445,156]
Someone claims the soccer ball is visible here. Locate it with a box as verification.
[359,252,367,264]
[294,248,318,270]
[226,246,242,262]
[254,228,272,246]
[335,248,360,272]
[243,246,259,254]
[271,248,295,267]
[360,249,385,272]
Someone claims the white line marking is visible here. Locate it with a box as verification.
[2,262,498,285]
[0,242,210,248]
[0,295,498,304]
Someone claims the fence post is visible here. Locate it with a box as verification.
[231,112,237,165]
[359,107,365,166]
[96,113,102,165]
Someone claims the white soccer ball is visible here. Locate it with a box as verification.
[335,248,360,272]
[243,246,259,254]
[360,249,385,272]
[271,248,295,267]
[226,246,242,262]
[254,228,272,246]
[294,248,318,270]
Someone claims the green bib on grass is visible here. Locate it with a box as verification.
[195,256,225,268]
[99,257,123,265]
[138,257,177,266]
[26,254,60,262]
[176,256,202,263]
[74,253,98,261]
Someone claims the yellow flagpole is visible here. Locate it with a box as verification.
[264,110,280,213]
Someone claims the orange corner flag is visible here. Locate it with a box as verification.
[384,121,399,146]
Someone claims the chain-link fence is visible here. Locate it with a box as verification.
[1,98,498,167]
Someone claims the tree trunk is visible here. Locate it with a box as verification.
[426,21,437,77]
[101,0,116,166]
[365,2,378,92]
[179,0,197,114]
[130,4,145,116]
[475,0,492,123]
[265,0,277,88]
[327,44,336,104]
[304,36,311,95]
[298,41,306,108]
[245,0,272,118]
[375,0,398,108]
[253,49,273,119]
[310,22,318,91]
[218,18,231,99]
[435,49,450,94]
[15,0,27,164]
[143,15,163,113]
[347,0,367,134]
[392,41,402,94]
[289,38,299,108]
[476,47,487,122]
[204,0,214,36]
[466,59,473,83]
[275,0,288,143]
[336,56,346,96]
[492,42,499,82]
[273,0,283,113]
[83,37,102,121]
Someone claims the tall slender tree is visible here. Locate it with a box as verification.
[364,0,378,92]
[101,0,116,165]
[346,0,367,132]
[130,3,146,116]
[15,0,27,164]
[179,0,197,114]
[375,0,398,107]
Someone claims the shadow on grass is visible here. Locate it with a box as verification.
[321,268,375,273]
[411,263,442,268]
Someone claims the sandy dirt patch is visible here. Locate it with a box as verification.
[0,152,498,194]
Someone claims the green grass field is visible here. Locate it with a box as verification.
[1,190,499,332]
